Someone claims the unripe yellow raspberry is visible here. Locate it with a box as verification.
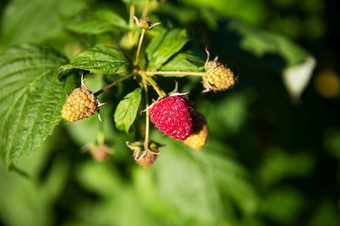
[204,61,235,91]
[184,112,208,149]
[62,86,99,122]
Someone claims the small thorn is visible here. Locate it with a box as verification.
[81,72,86,88]
[98,112,103,121]
[170,92,189,97]
[149,22,161,29]
[97,102,106,107]
[133,16,140,26]
[204,47,210,68]
[141,102,155,114]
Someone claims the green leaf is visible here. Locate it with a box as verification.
[282,56,316,102]
[0,127,71,226]
[214,19,311,70]
[0,0,87,48]
[213,19,315,100]
[159,50,205,77]
[60,46,133,75]
[228,20,310,67]
[0,44,74,168]
[62,9,128,34]
[151,134,259,223]
[258,149,315,188]
[174,0,266,25]
[114,87,142,133]
[261,187,304,225]
[122,0,146,4]
[146,28,190,70]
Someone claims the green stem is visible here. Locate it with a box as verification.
[98,131,105,145]
[143,81,150,150]
[135,29,146,66]
[142,0,152,18]
[139,71,166,98]
[94,73,135,96]
[145,71,206,77]
[128,4,136,45]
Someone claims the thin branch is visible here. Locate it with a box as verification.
[135,28,146,66]
[143,81,150,150]
[139,71,166,97]
[145,71,206,77]
[94,73,135,96]
[142,0,152,18]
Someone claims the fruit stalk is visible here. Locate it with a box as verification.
[94,73,134,96]
[143,80,150,150]
[139,71,166,97]
[128,4,136,44]
[135,28,146,65]
[145,71,206,77]
[142,0,152,18]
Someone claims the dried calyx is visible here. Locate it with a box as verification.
[126,141,162,168]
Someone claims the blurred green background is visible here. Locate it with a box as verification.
[0,0,339,225]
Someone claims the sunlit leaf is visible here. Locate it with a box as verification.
[282,56,316,102]
[62,9,128,34]
[60,46,133,75]
[0,44,74,168]
[0,0,87,47]
[158,50,205,77]
[146,28,190,70]
[114,87,142,133]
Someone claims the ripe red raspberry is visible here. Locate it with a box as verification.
[184,112,208,149]
[149,95,194,140]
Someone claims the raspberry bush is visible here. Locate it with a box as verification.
[1,0,334,226]
[55,10,237,166]
[0,6,237,168]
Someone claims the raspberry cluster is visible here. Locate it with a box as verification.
[60,48,236,167]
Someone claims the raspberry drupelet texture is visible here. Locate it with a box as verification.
[204,61,235,91]
[61,86,99,122]
[149,95,194,140]
[184,112,208,149]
